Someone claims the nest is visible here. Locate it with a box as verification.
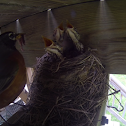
[20,50,108,126]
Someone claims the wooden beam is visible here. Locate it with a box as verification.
[1,110,25,126]
[19,89,28,103]
[26,67,34,91]
[1,0,126,74]
[19,67,34,103]
[106,107,126,125]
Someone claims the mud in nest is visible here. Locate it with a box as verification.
[21,50,108,126]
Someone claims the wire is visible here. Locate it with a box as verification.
[107,87,124,112]
[12,102,25,107]
[108,90,120,96]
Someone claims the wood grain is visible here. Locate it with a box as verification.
[1,0,126,74]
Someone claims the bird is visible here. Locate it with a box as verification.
[42,36,63,60]
[65,20,84,53]
[53,22,64,44]
[0,31,26,109]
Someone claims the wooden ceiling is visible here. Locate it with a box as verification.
[0,0,98,27]
[1,0,126,74]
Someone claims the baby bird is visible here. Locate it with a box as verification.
[53,23,64,44]
[65,21,84,53]
[42,36,63,60]
[0,31,26,109]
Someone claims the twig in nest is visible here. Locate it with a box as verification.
[54,57,65,72]
[42,106,55,126]
[92,55,104,68]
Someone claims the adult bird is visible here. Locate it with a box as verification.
[0,31,26,109]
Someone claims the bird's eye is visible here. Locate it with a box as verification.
[8,33,16,40]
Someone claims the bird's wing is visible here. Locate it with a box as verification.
[0,57,19,93]
[66,28,83,52]
[0,45,19,93]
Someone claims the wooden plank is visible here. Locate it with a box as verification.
[106,107,126,125]
[1,110,24,126]
[122,102,126,118]
[105,114,111,124]
[110,75,126,98]
[0,0,98,27]
[113,121,120,126]
[105,121,120,126]
[1,0,126,74]
[26,67,34,91]
[96,101,107,126]
[112,94,115,106]
[19,89,28,103]
[117,94,122,114]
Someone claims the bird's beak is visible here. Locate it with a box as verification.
[66,20,73,28]
[42,36,54,47]
[58,23,64,30]
[16,33,22,40]
[16,33,25,51]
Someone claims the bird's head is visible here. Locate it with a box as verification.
[0,31,25,50]
[42,36,63,59]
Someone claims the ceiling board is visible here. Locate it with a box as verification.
[1,0,126,74]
